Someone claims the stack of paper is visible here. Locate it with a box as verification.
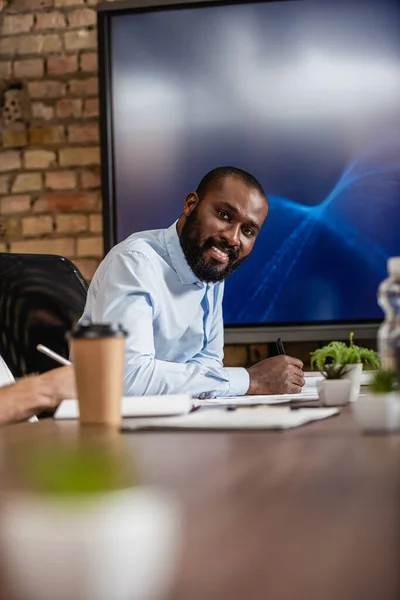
[122,406,339,431]
[199,393,310,407]
[201,377,321,407]
[54,394,192,420]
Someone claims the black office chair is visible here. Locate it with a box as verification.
[0,253,88,379]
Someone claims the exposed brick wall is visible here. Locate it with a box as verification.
[0,0,112,281]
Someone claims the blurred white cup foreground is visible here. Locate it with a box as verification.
[0,487,181,600]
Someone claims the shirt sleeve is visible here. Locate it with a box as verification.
[187,283,250,397]
[86,251,249,398]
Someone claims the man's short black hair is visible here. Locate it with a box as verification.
[196,166,266,202]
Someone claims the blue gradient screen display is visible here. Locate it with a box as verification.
[110,0,400,326]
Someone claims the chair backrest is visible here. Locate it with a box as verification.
[0,253,88,378]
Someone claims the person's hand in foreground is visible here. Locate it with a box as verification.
[0,366,76,426]
[247,355,305,395]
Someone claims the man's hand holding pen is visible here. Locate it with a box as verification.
[246,355,305,395]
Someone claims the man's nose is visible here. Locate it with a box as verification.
[221,223,241,248]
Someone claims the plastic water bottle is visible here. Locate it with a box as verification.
[377,257,400,371]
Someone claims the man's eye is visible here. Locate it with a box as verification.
[217,210,229,220]
[242,227,254,237]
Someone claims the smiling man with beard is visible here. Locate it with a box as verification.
[79,167,304,398]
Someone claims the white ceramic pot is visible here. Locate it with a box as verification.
[342,363,363,402]
[353,392,400,433]
[318,378,352,406]
[0,487,181,600]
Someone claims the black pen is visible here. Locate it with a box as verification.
[190,403,239,412]
[276,337,286,355]
[290,404,322,410]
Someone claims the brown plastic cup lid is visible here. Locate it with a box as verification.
[70,322,127,339]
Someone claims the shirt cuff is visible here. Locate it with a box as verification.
[225,367,250,397]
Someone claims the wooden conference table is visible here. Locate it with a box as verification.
[0,407,399,600]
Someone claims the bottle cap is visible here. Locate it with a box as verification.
[70,322,127,339]
[387,257,400,277]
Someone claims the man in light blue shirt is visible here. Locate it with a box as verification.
[80,167,304,398]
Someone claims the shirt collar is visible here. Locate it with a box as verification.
[165,221,204,286]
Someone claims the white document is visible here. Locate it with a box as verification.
[361,370,375,386]
[303,373,323,387]
[200,373,323,407]
[123,406,339,431]
[0,356,38,422]
[201,389,319,407]
[54,394,192,420]
[200,395,294,406]
[0,355,15,388]
[304,370,375,386]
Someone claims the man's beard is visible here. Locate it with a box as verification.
[179,208,247,283]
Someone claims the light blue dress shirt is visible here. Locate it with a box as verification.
[79,222,250,398]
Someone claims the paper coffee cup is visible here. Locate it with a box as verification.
[70,323,127,426]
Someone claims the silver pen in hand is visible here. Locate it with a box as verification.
[36,344,72,366]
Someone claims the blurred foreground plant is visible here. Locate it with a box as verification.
[16,445,136,496]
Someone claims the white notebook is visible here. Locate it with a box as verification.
[122,406,339,431]
[199,395,290,406]
[201,389,319,407]
[54,394,192,420]
[202,373,323,406]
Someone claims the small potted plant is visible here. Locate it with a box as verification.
[353,370,400,433]
[310,332,380,402]
[317,363,353,406]
[0,445,181,600]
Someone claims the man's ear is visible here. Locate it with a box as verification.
[183,192,199,217]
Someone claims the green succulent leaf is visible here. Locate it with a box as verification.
[310,332,380,372]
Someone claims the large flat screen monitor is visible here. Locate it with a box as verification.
[98,0,400,342]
